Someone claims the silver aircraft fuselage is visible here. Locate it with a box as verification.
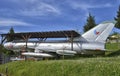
[4,41,104,55]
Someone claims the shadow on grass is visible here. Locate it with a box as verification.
[106,49,120,57]
[61,54,97,60]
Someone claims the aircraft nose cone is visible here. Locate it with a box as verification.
[4,42,13,50]
[4,43,8,48]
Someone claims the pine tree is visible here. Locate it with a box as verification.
[9,27,14,34]
[7,27,15,42]
[84,13,96,32]
[115,6,120,29]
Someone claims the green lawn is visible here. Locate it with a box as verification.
[1,57,120,76]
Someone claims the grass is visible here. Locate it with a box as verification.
[0,43,120,76]
[105,43,120,56]
[106,43,120,50]
[1,57,120,76]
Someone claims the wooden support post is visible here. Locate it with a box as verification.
[0,35,3,45]
[5,66,8,76]
[71,33,73,51]
[22,35,27,52]
[0,35,6,45]
[63,32,73,51]
[25,39,28,52]
[37,38,43,42]
[22,34,32,52]
[43,38,47,42]
[21,34,31,61]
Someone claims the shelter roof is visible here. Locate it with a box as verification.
[0,30,80,39]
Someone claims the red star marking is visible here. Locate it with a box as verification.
[96,32,100,35]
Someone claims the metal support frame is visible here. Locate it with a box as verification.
[36,38,47,46]
[37,38,47,42]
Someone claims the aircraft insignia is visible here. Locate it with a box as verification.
[94,30,100,35]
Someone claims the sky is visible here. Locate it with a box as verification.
[0,0,120,34]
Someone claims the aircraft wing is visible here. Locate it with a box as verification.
[23,46,77,57]
[22,50,77,57]
[22,52,53,57]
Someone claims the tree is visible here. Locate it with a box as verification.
[114,6,120,29]
[114,6,120,50]
[1,27,15,55]
[83,13,96,32]
[7,27,15,42]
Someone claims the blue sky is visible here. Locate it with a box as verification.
[0,0,120,34]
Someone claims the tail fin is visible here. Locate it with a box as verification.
[82,21,115,42]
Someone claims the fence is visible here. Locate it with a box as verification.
[0,53,10,64]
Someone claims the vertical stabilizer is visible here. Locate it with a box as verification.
[82,21,115,42]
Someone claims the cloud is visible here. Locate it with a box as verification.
[66,1,113,20]
[0,19,32,26]
[0,18,34,33]
[70,2,113,11]
[3,0,61,17]
[0,1,61,17]
[11,0,37,3]
[20,2,61,16]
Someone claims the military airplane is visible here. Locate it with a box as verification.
[3,21,115,58]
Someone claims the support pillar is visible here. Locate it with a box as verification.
[22,34,31,52]
[71,33,73,51]
[0,35,6,45]
[21,34,31,61]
